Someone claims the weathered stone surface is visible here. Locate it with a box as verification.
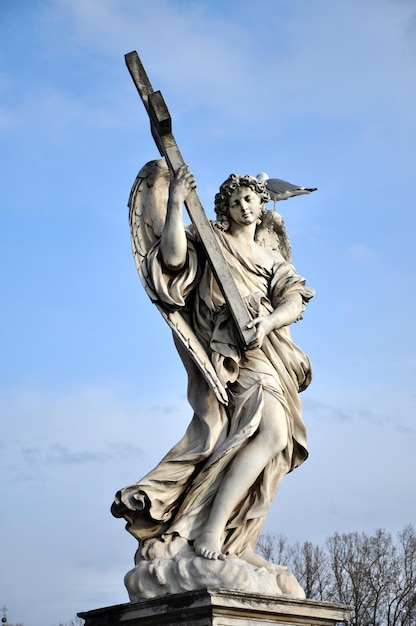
[79,589,352,626]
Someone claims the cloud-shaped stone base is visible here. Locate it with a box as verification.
[124,536,305,601]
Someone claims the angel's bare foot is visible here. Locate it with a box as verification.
[194,531,226,561]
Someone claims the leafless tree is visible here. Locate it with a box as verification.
[58,616,85,626]
[257,525,416,626]
[291,540,332,600]
[257,531,295,566]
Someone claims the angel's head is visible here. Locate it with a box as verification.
[214,174,270,231]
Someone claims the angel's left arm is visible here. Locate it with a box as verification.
[246,293,303,349]
[246,256,314,349]
[264,292,304,330]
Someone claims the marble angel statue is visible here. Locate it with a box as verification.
[111,159,315,600]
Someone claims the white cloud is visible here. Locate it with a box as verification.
[4,0,415,153]
[0,380,192,487]
[27,0,413,146]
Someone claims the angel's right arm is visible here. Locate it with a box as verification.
[160,164,196,271]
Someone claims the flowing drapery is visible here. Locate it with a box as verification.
[112,226,313,555]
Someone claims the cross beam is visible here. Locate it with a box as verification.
[125,51,255,348]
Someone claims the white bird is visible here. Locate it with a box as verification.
[256,172,317,210]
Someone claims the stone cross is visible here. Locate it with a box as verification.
[125,51,256,348]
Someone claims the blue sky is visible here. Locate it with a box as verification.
[1,1,415,625]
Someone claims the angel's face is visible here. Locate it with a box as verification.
[228,188,263,227]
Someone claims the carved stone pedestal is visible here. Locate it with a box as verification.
[79,589,352,626]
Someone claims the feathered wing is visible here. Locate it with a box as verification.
[255,209,292,262]
[129,159,228,404]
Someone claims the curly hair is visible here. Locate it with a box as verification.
[214,174,270,231]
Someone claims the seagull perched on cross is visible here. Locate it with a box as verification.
[256,173,317,211]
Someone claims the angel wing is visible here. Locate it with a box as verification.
[255,209,293,262]
[129,159,228,405]
[128,159,170,301]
